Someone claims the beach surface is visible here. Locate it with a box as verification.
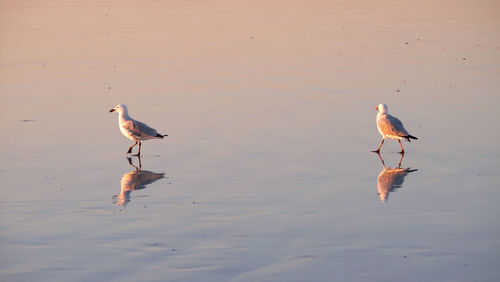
[1,1,500,281]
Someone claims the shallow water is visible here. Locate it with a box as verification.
[1,0,500,281]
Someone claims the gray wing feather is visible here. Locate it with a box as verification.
[378,114,409,137]
[123,119,159,139]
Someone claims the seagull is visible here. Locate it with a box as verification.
[109,104,167,156]
[373,103,417,154]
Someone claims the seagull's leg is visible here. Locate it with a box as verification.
[398,139,405,154]
[133,141,142,157]
[127,141,138,154]
[372,139,384,153]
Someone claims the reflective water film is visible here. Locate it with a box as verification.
[1,1,499,281]
[114,157,166,207]
[375,153,417,203]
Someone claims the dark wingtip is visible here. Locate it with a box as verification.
[405,135,418,142]
[156,134,168,138]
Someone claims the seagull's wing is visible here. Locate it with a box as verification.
[133,120,160,137]
[122,119,160,139]
[378,114,409,137]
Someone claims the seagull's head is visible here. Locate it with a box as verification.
[376,103,388,114]
[109,104,128,114]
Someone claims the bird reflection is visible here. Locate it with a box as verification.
[113,156,165,206]
[375,152,417,203]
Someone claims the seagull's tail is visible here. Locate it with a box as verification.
[405,135,418,142]
[156,134,168,138]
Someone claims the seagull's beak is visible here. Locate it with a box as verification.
[109,108,115,112]
[375,106,378,111]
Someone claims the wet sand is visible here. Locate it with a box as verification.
[1,1,500,281]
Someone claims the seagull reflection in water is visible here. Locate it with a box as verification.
[375,152,417,203]
[114,156,165,206]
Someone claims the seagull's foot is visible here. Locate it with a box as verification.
[371,149,381,153]
[399,151,405,155]
[127,148,132,154]
[132,153,141,157]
